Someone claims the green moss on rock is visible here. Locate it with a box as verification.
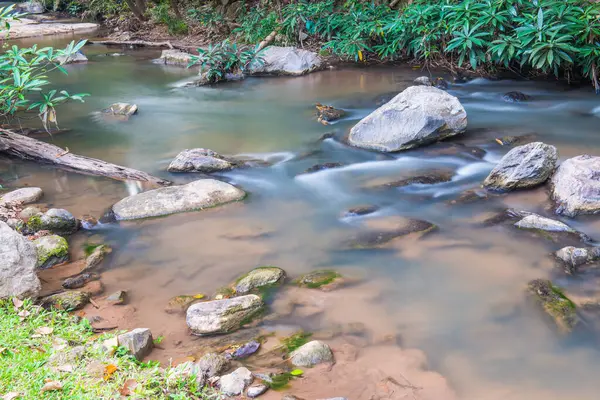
[41,290,90,311]
[296,270,341,289]
[528,279,578,333]
[234,266,286,295]
[33,235,69,269]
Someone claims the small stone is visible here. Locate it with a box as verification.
[102,337,119,355]
[315,103,346,123]
[57,51,88,64]
[186,295,264,335]
[197,352,230,378]
[62,273,100,289]
[413,76,432,86]
[247,384,268,398]
[102,103,138,117]
[159,49,193,66]
[528,279,578,333]
[224,340,260,359]
[554,246,600,273]
[167,148,234,173]
[165,295,202,314]
[81,280,105,297]
[551,155,600,217]
[297,270,342,289]
[219,367,253,396]
[289,340,334,367]
[302,162,343,174]
[106,290,127,305]
[28,208,78,235]
[345,216,436,249]
[0,187,43,205]
[83,245,111,272]
[41,291,90,310]
[117,328,153,360]
[80,215,98,230]
[502,91,530,102]
[234,266,286,295]
[20,206,43,220]
[33,235,69,269]
[342,205,379,217]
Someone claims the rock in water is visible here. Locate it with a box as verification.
[246,384,268,398]
[112,179,246,220]
[234,266,286,295]
[345,216,436,249]
[117,328,153,360]
[57,52,88,64]
[315,103,346,123]
[347,86,467,152]
[41,291,90,310]
[0,187,43,205]
[290,340,334,367]
[106,290,127,305]
[83,244,111,272]
[62,273,100,289]
[483,142,558,191]
[219,367,254,396]
[527,279,578,333]
[33,235,69,269]
[301,163,343,175]
[27,208,78,235]
[247,46,322,76]
[0,221,41,299]
[158,49,193,66]
[102,103,138,117]
[551,155,600,217]
[555,246,600,273]
[197,352,230,378]
[165,295,203,314]
[502,91,530,102]
[186,295,264,335]
[413,76,432,86]
[297,270,342,289]
[167,149,234,173]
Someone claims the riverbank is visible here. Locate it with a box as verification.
[1,18,97,39]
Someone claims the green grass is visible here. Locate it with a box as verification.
[280,331,312,354]
[0,299,220,399]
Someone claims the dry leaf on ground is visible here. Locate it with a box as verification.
[35,327,53,335]
[3,392,20,400]
[119,379,139,396]
[104,364,118,381]
[57,365,74,373]
[11,298,23,309]
[17,310,30,320]
[40,380,63,393]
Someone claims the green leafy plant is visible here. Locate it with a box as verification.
[189,40,263,83]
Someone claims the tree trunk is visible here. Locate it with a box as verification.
[125,0,147,21]
[0,129,170,187]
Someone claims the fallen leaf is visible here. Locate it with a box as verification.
[104,364,118,381]
[495,138,504,145]
[40,381,62,393]
[57,364,74,373]
[35,327,53,336]
[3,392,20,400]
[76,310,86,318]
[17,310,30,319]
[119,379,139,396]
[52,338,68,352]
[290,369,304,376]
[30,334,42,339]
[11,298,23,309]
[193,294,205,299]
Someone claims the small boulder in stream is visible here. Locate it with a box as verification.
[344,216,436,249]
[528,279,578,333]
[83,244,112,272]
[158,49,193,66]
[112,179,246,220]
[247,46,322,76]
[27,208,79,235]
[413,76,432,86]
[41,290,90,310]
[165,294,204,314]
[301,162,343,175]
[186,294,264,335]
[513,212,591,243]
[297,270,342,290]
[219,367,254,396]
[102,103,138,117]
[57,52,88,64]
[234,266,286,295]
[551,155,600,217]
[502,91,531,102]
[483,142,558,191]
[0,221,41,299]
[62,273,100,289]
[315,103,346,124]
[290,340,334,367]
[167,148,234,173]
[555,246,600,273]
[33,234,69,269]
[343,205,379,218]
[0,187,43,205]
[118,328,153,361]
[368,169,454,190]
[347,85,467,152]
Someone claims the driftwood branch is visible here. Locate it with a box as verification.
[257,28,279,52]
[0,129,171,187]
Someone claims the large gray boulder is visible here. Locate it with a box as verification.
[112,179,245,220]
[0,221,41,299]
[0,187,43,205]
[186,294,264,335]
[290,340,334,367]
[483,142,558,191]
[168,149,234,173]
[248,46,322,76]
[158,49,193,66]
[347,86,467,152]
[551,155,600,217]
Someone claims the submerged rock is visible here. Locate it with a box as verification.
[27,208,78,235]
[186,294,264,335]
[345,216,436,249]
[528,279,578,333]
[112,179,245,220]
[33,235,69,269]
[413,76,432,86]
[197,352,230,378]
[57,52,88,64]
[302,162,343,174]
[234,266,286,295]
[514,213,590,243]
[62,273,100,289]
[117,328,153,360]
[433,77,449,90]
[224,340,260,359]
[0,221,41,299]
[343,205,379,217]
[369,170,453,190]
[315,103,346,123]
[165,294,204,314]
[106,290,127,305]
[167,148,234,173]
[447,188,490,205]
[502,91,531,102]
[83,244,111,272]
[347,86,467,152]
[483,142,557,191]
[551,155,600,217]
[41,290,90,310]
[102,103,138,117]
[0,187,42,205]
[247,46,322,76]
[246,384,268,398]
[297,270,342,289]
[290,340,334,367]
[554,246,600,273]
[219,367,254,396]
[158,49,193,66]
[494,134,538,146]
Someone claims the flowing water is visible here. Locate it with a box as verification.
[5,34,600,399]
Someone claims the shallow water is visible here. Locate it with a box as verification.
[6,35,600,399]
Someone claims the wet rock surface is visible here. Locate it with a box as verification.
[62,273,100,289]
[369,170,453,190]
[27,208,78,235]
[41,290,90,310]
[0,187,42,205]
[342,205,379,217]
[528,279,578,333]
[219,367,253,396]
[0,221,41,299]
[186,294,264,335]
[347,85,467,152]
[514,213,591,243]
[551,155,600,217]
[168,149,234,173]
[502,91,531,102]
[247,46,322,76]
[297,270,342,290]
[117,328,153,360]
[158,49,193,66]
[102,102,138,117]
[315,103,346,123]
[112,179,246,220]
[33,235,69,269]
[234,266,286,295]
[302,162,343,174]
[344,216,436,249]
[83,244,111,272]
[57,52,88,64]
[290,340,334,367]
[483,142,557,191]
[555,246,600,273]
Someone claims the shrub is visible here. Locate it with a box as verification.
[189,40,263,83]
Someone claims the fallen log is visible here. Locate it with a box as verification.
[89,39,175,49]
[0,129,171,187]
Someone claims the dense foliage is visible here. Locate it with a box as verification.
[189,40,263,83]
[0,6,89,130]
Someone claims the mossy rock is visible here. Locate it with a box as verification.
[82,244,112,272]
[165,294,205,314]
[296,270,342,289]
[41,290,90,311]
[528,279,578,333]
[234,266,286,295]
[344,217,436,250]
[33,235,69,269]
[215,286,236,300]
[27,208,78,235]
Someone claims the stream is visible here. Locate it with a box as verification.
[4,34,600,399]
